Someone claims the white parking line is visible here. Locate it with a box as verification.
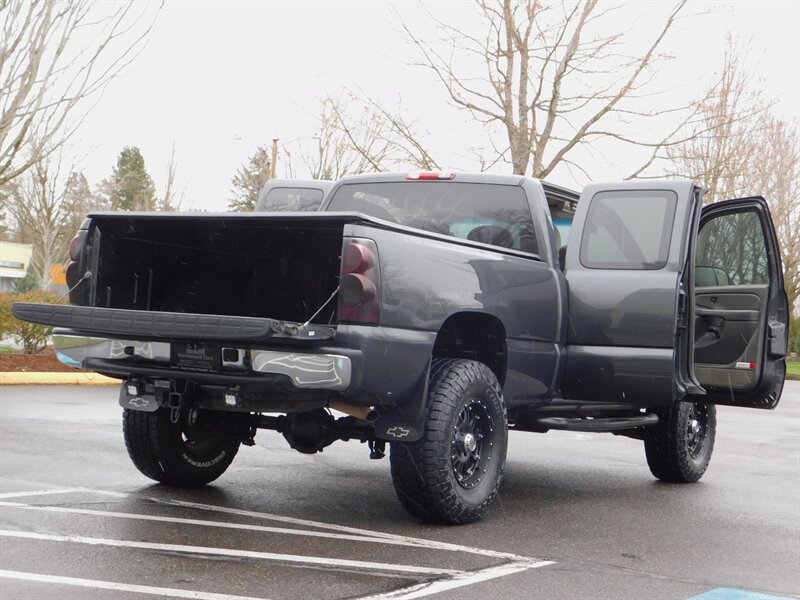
[0,570,267,600]
[0,501,466,552]
[0,500,542,561]
[362,560,555,599]
[0,485,557,598]
[0,530,461,577]
[1,485,539,562]
[0,488,85,500]
[99,491,537,562]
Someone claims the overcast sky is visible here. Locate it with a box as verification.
[73,1,800,211]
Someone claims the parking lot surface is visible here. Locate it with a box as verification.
[1,382,798,599]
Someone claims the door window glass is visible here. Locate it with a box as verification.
[696,210,768,286]
[580,190,677,269]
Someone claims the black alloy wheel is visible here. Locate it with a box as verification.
[451,399,495,489]
[390,358,508,524]
[644,401,716,483]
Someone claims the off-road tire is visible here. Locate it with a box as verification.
[123,407,240,486]
[644,401,716,483]
[390,359,508,524]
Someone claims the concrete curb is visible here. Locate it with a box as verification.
[0,372,119,385]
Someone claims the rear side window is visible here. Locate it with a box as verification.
[326,182,537,253]
[260,187,324,212]
[580,190,677,270]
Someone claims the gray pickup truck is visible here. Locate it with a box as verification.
[255,179,333,212]
[13,172,789,524]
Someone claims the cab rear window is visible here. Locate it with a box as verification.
[327,182,537,253]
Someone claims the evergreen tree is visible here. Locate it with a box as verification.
[14,263,39,292]
[229,146,271,211]
[62,172,102,233]
[105,146,156,211]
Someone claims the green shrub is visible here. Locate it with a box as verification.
[790,316,800,357]
[0,291,60,354]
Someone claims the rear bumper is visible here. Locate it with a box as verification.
[53,333,352,391]
[52,322,436,441]
[30,301,437,421]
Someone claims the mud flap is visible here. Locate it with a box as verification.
[372,359,430,442]
[118,382,159,412]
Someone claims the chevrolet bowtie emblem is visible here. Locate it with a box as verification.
[386,426,410,438]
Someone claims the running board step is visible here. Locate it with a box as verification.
[535,414,658,432]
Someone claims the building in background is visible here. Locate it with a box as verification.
[0,241,33,292]
[48,263,68,296]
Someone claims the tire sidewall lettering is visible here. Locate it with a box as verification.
[182,450,226,469]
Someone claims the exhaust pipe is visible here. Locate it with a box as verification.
[329,399,378,423]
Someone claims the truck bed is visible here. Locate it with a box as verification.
[79,212,351,324]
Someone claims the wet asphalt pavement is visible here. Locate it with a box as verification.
[0,382,798,600]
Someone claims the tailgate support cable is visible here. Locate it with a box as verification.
[57,270,91,303]
[300,286,340,329]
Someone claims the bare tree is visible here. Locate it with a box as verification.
[640,42,799,314]
[290,94,439,180]
[300,97,384,180]
[354,95,440,171]
[158,144,190,211]
[631,41,770,194]
[4,145,103,288]
[400,0,692,177]
[743,117,800,315]
[0,0,158,187]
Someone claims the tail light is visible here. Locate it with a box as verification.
[338,238,380,324]
[68,230,87,261]
[66,220,91,304]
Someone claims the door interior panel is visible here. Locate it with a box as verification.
[693,286,768,390]
[691,198,787,409]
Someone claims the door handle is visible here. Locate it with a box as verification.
[696,307,758,321]
[769,321,787,357]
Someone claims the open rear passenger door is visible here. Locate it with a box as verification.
[691,197,789,408]
[563,183,788,409]
[563,181,704,406]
